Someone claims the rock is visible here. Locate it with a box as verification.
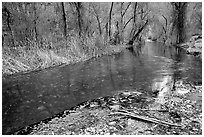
[122,91,132,96]
[176,88,190,95]
[194,42,202,49]
[89,102,99,108]
[189,35,202,43]
[195,38,202,44]
[186,47,201,55]
[182,35,202,56]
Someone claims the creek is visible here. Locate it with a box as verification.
[2,41,202,134]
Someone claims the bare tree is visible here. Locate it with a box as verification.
[190,3,202,32]
[61,2,67,38]
[118,2,131,43]
[128,3,149,45]
[73,2,83,37]
[91,3,102,35]
[161,15,168,43]
[33,3,38,41]
[2,2,200,48]
[171,2,188,43]
[128,20,149,45]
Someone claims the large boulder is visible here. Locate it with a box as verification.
[189,34,202,43]
[186,47,201,56]
[186,40,202,55]
[180,35,202,56]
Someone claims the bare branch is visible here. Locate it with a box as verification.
[123,17,133,29]
[111,110,182,127]
[161,15,168,28]
[92,5,102,35]
[122,2,131,17]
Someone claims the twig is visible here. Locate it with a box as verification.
[111,110,181,127]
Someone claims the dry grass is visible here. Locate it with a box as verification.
[2,36,127,76]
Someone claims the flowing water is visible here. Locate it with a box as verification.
[2,42,202,134]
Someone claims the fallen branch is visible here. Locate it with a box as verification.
[125,108,169,112]
[110,110,181,127]
[139,109,169,112]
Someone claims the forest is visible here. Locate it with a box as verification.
[2,2,202,135]
[2,2,202,75]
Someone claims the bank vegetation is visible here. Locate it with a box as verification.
[2,2,202,75]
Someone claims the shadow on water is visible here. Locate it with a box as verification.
[2,41,202,134]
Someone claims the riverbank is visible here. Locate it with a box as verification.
[2,37,129,77]
[13,80,202,135]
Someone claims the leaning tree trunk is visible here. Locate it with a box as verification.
[61,2,67,38]
[128,20,149,45]
[92,4,102,35]
[119,2,131,44]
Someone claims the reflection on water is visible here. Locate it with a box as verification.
[2,41,202,134]
[152,75,173,92]
[151,75,174,106]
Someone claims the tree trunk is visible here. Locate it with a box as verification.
[33,3,38,41]
[130,2,137,40]
[177,3,187,43]
[161,15,168,42]
[92,5,102,35]
[3,6,15,46]
[104,22,109,44]
[96,15,102,35]
[61,2,67,38]
[171,2,187,44]
[74,2,83,37]
[120,2,131,43]
[109,2,114,40]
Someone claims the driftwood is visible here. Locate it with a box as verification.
[110,110,181,127]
